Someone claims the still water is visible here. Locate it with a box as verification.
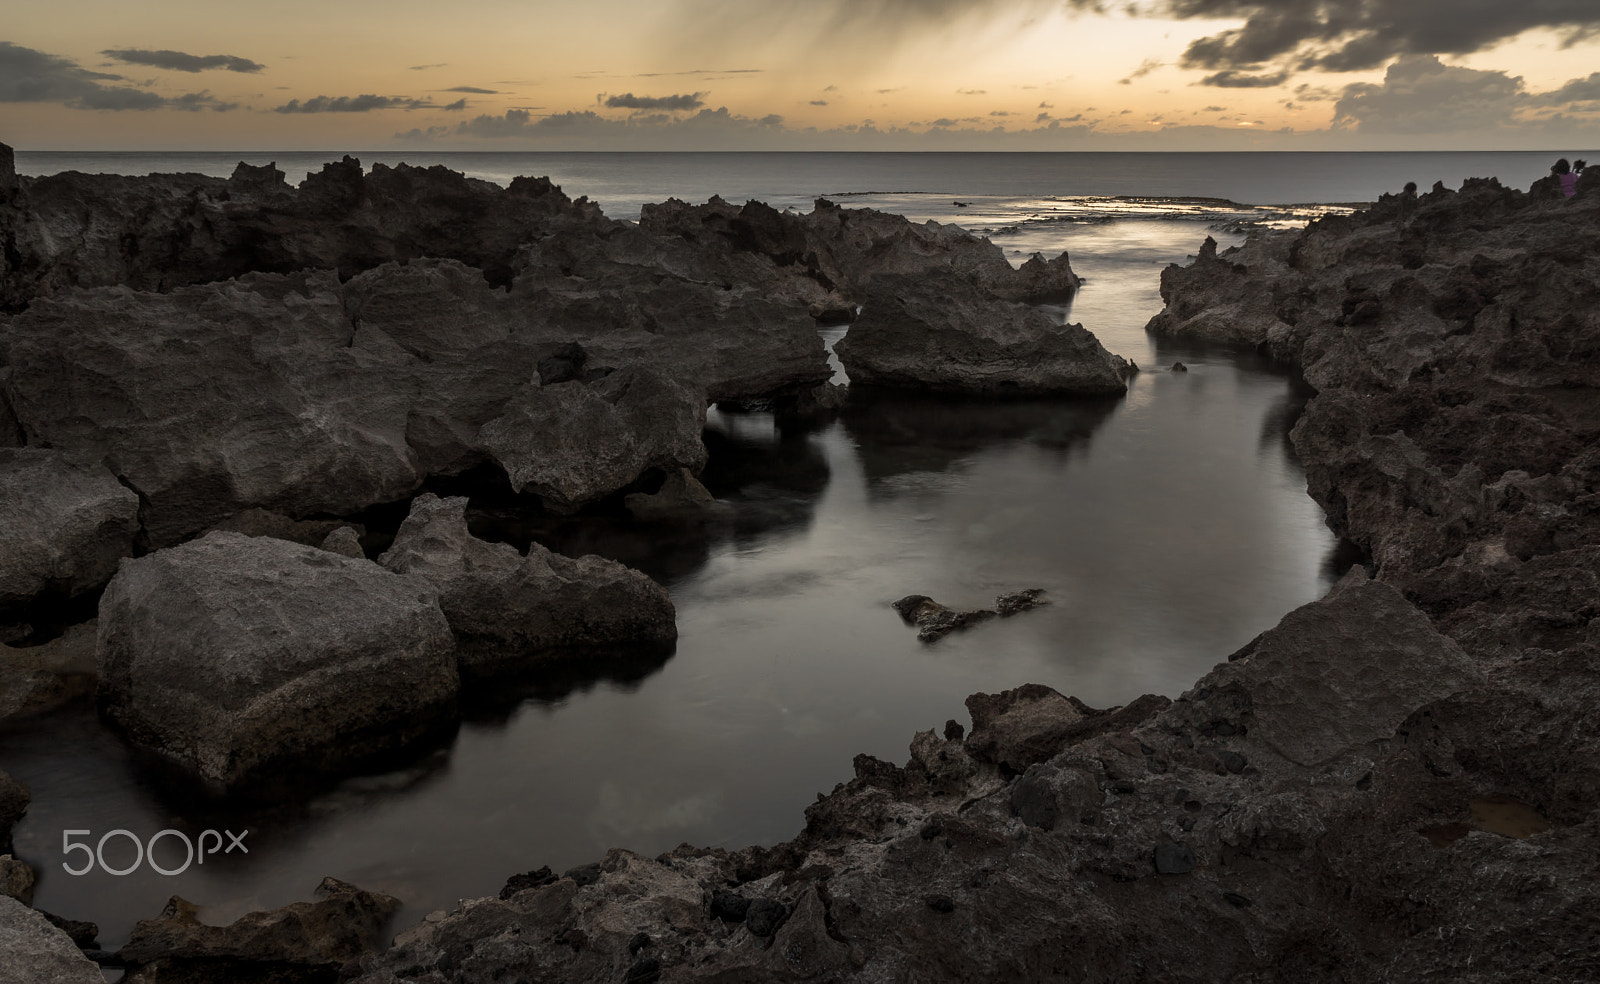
[0,172,1345,947]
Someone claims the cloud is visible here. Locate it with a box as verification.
[443,98,468,111]
[274,94,437,113]
[602,91,705,110]
[810,99,828,105]
[0,40,217,110]
[1199,69,1291,88]
[1150,0,1600,77]
[169,91,241,112]
[956,88,987,95]
[445,85,500,94]
[1332,54,1525,133]
[1119,58,1164,85]
[101,48,264,73]
[410,63,447,71]
[1529,72,1600,106]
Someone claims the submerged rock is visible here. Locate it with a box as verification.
[378,495,676,680]
[0,448,139,613]
[891,588,1048,642]
[0,896,101,984]
[835,275,1126,396]
[96,532,458,790]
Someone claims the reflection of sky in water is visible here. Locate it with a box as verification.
[2,196,1342,951]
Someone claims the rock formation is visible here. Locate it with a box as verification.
[378,495,676,680]
[345,176,1600,982]
[835,274,1128,395]
[0,449,139,615]
[96,532,459,791]
[0,897,101,984]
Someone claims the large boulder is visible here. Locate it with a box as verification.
[0,448,140,613]
[0,273,422,546]
[378,495,676,680]
[479,366,709,512]
[0,896,101,984]
[96,532,458,790]
[835,275,1127,395]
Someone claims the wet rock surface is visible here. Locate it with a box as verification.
[344,176,1600,982]
[96,532,459,791]
[891,588,1048,642]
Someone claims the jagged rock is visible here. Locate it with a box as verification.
[0,858,32,904]
[0,142,16,203]
[835,275,1126,395]
[116,877,399,979]
[96,532,458,789]
[0,448,140,613]
[479,367,708,512]
[0,896,102,984]
[211,509,366,549]
[318,526,365,559]
[0,273,424,546]
[0,773,25,855]
[891,588,1048,642]
[378,495,676,680]
[1185,569,1482,766]
[0,621,98,724]
[624,468,721,521]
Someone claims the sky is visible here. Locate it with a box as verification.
[3,0,1600,151]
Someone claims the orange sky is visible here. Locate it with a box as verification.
[4,1,1600,150]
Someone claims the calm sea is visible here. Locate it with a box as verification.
[1,149,1560,946]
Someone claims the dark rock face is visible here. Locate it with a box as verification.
[0,896,102,984]
[116,877,399,981]
[96,532,459,790]
[835,275,1127,395]
[0,448,139,614]
[479,367,708,512]
[0,773,26,856]
[891,588,1048,642]
[378,494,676,680]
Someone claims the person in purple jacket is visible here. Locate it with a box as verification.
[1552,158,1579,197]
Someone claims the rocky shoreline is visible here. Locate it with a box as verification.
[2,149,1598,982]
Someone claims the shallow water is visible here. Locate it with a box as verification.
[0,180,1346,947]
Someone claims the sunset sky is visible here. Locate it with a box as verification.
[4,0,1600,151]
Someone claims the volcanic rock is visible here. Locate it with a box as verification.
[835,275,1126,395]
[891,588,1049,642]
[0,448,140,613]
[0,896,101,984]
[378,494,676,680]
[0,621,98,724]
[116,877,400,979]
[479,367,708,512]
[96,532,458,790]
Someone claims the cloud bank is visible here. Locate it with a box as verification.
[0,40,232,110]
[602,92,706,110]
[275,94,438,113]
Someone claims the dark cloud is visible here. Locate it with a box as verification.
[446,86,500,94]
[1529,72,1600,106]
[1153,0,1600,77]
[410,63,447,71]
[1333,54,1525,132]
[102,48,264,73]
[810,99,828,105]
[1200,69,1291,88]
[1119,58,1164,84]
[274,94,437,113]
[169,91,240,112]
[443,98,468,111]
[990,110,1010,116]
[0,40,206,110]
[603,91,705,110]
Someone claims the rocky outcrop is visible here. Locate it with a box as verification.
[347,174,1600,983]
[378,495,676,680]
[479,367,708,512]
[0,897,101,984]
[0,773,26,856]
[891,588,1048,642]
[96,532,459,791]
[0,449,140,614]
[834,274,1127,395]
[117,877,399,983]
[0,621,98,725]
[0,151,610,312]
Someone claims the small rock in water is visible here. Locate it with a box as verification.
[1171,361,1189,372]
[1154,841,1197,875]
[891,589,1047,642]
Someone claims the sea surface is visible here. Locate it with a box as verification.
[0,151,1558,949]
